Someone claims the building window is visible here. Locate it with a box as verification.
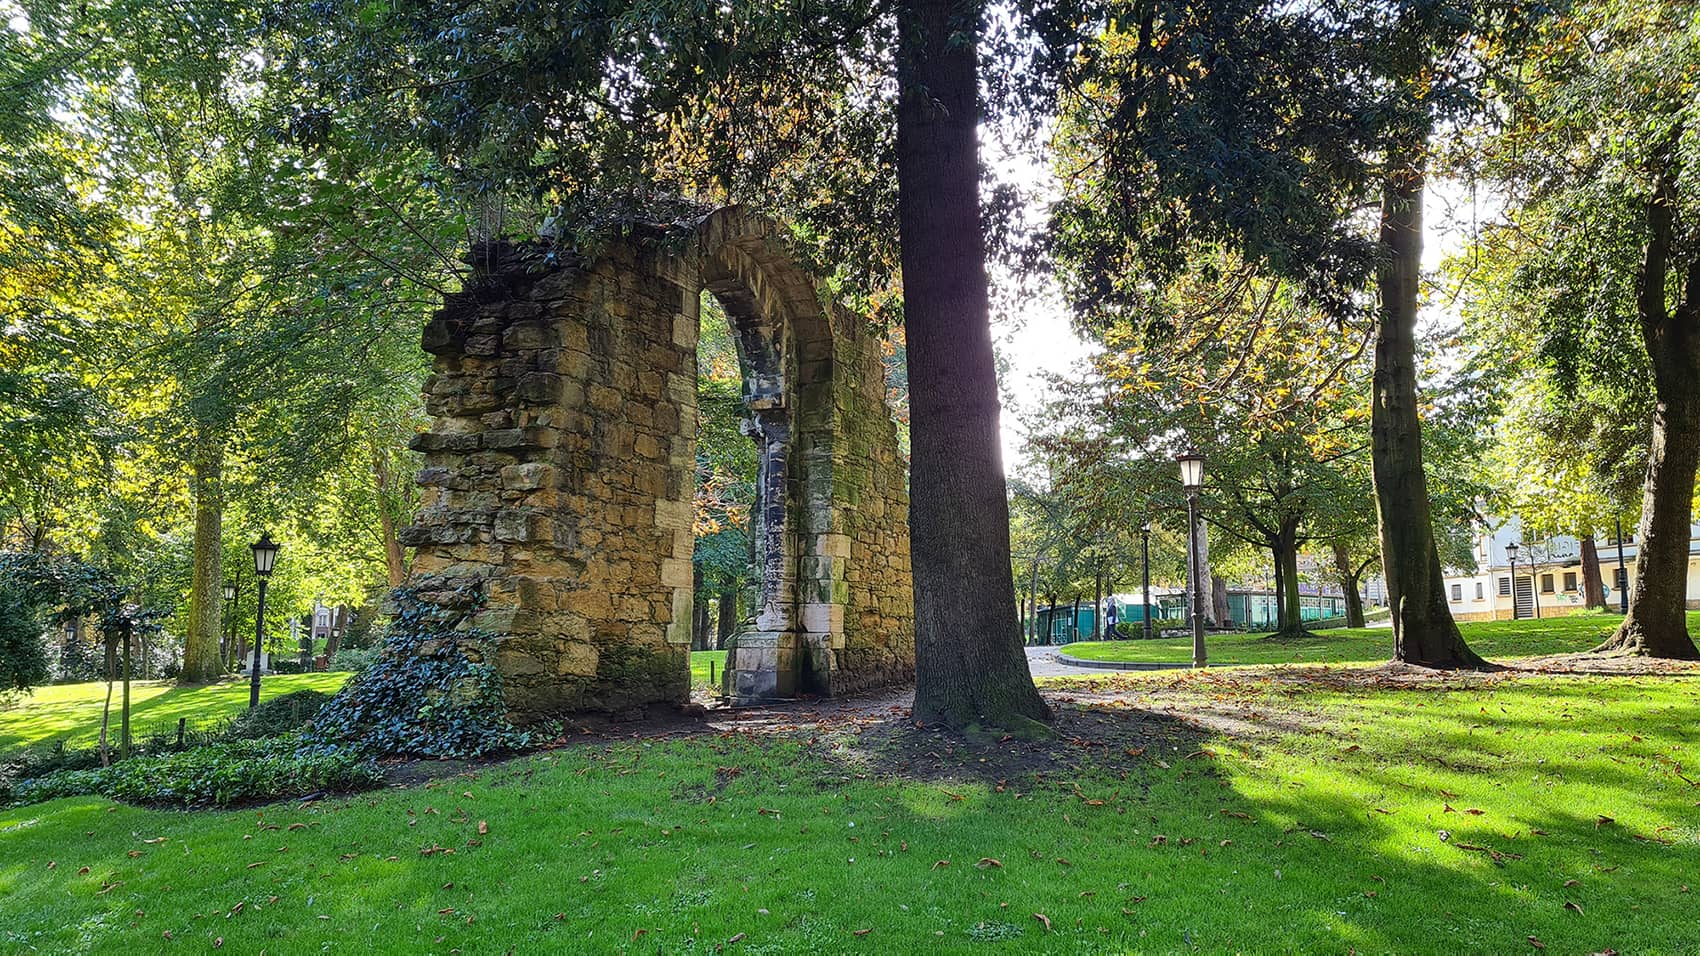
[1563,572,1578,592]
[1540,573,1555,593]
[1475,582,1484,601]
[1498,576,1512,596]
[1450,583,1462,601]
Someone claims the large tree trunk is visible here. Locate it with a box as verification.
[1597,171,1700,659]
[180,437,226,683]
[896,0,1050,732]
[1579,535,1607,610]
[1271,548,1287,633]
[1372,169,1487,668]
[1333,541,1367,628]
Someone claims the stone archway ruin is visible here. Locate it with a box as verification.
[400,207,914,717]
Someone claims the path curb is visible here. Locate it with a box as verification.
[1052,652,1195,671]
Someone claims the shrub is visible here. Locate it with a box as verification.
[328,646,378,673]
[225,689,332,740]
[0,580,51,704]
[6,736,382,809]
[309,586,530,759]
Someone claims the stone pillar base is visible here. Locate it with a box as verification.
[723,630,798,704]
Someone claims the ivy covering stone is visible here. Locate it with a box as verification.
[309,585,531,758]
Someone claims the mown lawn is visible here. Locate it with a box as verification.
[1,672,1695,953]
[2,652,733,754]
[691,649,727,689]
[1059,610,1683,667]
[0,674,351,752]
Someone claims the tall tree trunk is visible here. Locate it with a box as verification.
[1211,575,1229,627]
[1372,168,1487,668]
[1093,564,1103,638]
[1271,521,1307,637]
[180,436,225,682]
[897,0,1049,731]
[716,587,737,649]
[1271,547,1287,633]
[1192,510,1215,624]
[1579,535,1607,610]
[1333,541,1367,628]
[1597,170,1700,659]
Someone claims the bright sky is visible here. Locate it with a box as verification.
[987,146,1501,474]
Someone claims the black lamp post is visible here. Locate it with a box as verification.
[1140,521,1153,641]
[249,532,280,709]
[1505,541,1521,620]
[1177,450,1206,668]
[1614,516,1629,613]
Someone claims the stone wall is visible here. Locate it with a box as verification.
[401,207,913,718]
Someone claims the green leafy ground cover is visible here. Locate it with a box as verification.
[1061,611,1675,666]
[1,669,1694,952]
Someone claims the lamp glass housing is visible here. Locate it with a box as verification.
[1176,451,1205,493]
[251,532,281,577]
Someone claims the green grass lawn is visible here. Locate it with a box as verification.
[1060,610,1680,667]
[691,649,727,688]
[2,671,1695,952]
[0,674,350,753]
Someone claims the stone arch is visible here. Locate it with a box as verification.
[402,207,914,717]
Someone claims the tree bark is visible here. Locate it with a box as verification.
[373,443,409,587]
[716,587,737,650]
[1372,168,1488,668]
[1333,541,1367,628]
[1596,171,1700,659]
[1269,520,1309,638]
[180,435,226,683]
[897,0,1050,732]
[1579,535,1607,610]
[1211,575,1229,627]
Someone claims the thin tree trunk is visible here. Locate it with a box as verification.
[98,631,114,767]
[1271,546,1286,633]
[1270,521,1308,638]
[373,444,409,587]
[180,436,225,682]
[897,0,1049,732]
[1372,168,1487,668]
[1579,535,1606,610]
[1211,575,1229,627]
[717,587,737,649]
[120,622,132,759]
[1333,541,1367,628]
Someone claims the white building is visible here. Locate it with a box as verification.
[1438,518,1697,622]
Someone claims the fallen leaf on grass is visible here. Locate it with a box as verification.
[477,820,489,835]
[1463,808,1485,816]
[143,837,167,845]
[728,932,746,944]
[974,858,1002,869]
[1528,936,1545,949]
[1219,810,1252,820]
[1564,901,1584,914]
[246,862,266,869]
[853,928,872,937]
[1563,879,1580,888]
[1033,913,1052,932]
[1596,816,1615,829]
[931,860,949,870]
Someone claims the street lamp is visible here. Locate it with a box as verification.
[1614,516,1629,613]
[220,581,236,670]
[248,532,280,709]
[1177,450,1206,668]
[1505,541,1521,621]
[1139,521,1153,641]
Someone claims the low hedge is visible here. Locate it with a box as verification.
[7,736,382,809]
